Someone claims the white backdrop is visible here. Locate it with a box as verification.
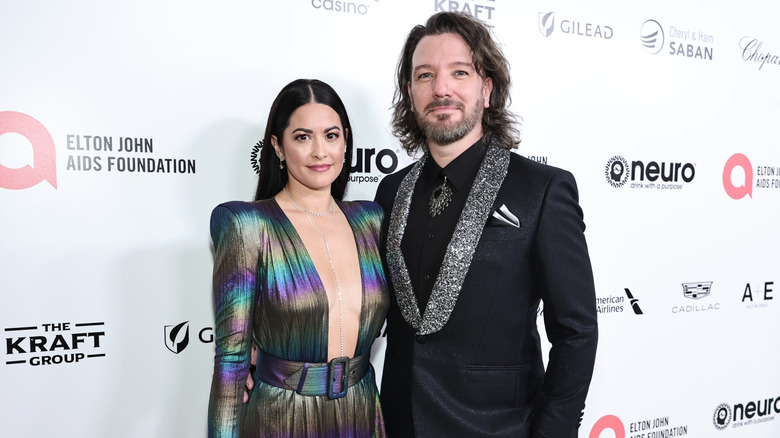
[1,1,779,437]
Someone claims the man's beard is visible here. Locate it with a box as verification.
[415,96,484,146]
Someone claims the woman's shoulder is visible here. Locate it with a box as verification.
[338,199,384,218]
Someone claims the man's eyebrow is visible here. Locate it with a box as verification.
[413,61,475,73]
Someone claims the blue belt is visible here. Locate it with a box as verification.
[253,349,370,399]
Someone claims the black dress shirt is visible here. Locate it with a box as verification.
[400,139,487,311]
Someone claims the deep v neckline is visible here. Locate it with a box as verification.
[269,197,365,357]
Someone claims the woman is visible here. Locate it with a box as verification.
[208,79,388,437]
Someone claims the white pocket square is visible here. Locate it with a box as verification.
[491,204,520,228]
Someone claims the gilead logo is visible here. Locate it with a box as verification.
[0,111,57,190]
[723,153,752,199]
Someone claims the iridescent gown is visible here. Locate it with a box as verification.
[207,199,389,438]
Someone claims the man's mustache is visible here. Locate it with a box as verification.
[424,98,464,113]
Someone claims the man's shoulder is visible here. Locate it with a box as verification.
[507,152,574,183]
[373,161,416,211]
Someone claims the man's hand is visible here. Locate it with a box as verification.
[243,344,257,403]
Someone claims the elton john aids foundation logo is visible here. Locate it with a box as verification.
[0,111,57,190]
[723,153,752,199]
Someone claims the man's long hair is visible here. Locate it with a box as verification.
[391,12,521,155]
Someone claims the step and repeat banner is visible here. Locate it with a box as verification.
[1,1,778,437]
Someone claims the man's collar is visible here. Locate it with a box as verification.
[422,138,487,191]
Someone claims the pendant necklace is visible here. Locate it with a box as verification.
[283,187,343,357]
[429,175,453,217]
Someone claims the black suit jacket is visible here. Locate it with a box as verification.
[375,148,598,438]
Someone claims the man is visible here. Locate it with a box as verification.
[374,11,598,438]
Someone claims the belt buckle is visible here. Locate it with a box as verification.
[327,356,350,399]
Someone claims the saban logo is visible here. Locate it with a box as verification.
[640,19,664,54]
[0,111,57,190]
[164,321,190,354]
[683,282,712,299]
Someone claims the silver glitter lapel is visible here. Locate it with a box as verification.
[387,144,511,335]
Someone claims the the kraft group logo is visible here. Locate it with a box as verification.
[4,321,106,367]
[437,0,495,22]
[0,111,57,190]
[640,19,664,54]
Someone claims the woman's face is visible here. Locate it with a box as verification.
[272,102,346,194]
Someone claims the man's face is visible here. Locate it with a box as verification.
[408,32,493,148]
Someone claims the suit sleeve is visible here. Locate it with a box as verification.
[531,171,598,438]
[207,204,257,438]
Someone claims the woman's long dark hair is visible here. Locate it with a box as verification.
[254,79,354,201]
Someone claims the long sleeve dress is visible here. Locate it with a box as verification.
[207,199,389,438]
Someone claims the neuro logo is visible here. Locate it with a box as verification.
[682,282,712,299]
[640,19,664,54]
[713,403,732,430]
[590,415,625,438]
[723,153,753,199]
[164,321,190,354]
[624,288,644,314]
[0,111,57,190]
[539,12,555,37]
[605,155,630,188]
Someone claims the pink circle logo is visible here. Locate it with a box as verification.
[722,153,752,200]
[590,414,625,438]
[0,111,57,189]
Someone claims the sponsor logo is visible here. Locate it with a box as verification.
[163,321,213,354]
[524,155,548,165]
[0,111,57,190]
[436,0,496,22]
[713,403,732,430]
[596,289,643,315]
[712,397,779,430]
[349,147,399,184]
[624,288,644,315]
[741,281,774,309]
[311,0,380,16]
[590,414,688,438]
[739,37,780,70]
[673,282,720,313]
[605,155,696,190]
[641,19,714,61]
[723,153,780,199]
[65,135,196,175]
[640,19,664,54]
[4,321,106,367]
[539,12,613,39]
[682,281,712,299]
